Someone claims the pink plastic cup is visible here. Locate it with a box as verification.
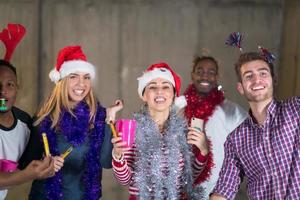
[0,159,18,172]
[115,119,137,147]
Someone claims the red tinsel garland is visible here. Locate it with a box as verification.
[184,84,224,185]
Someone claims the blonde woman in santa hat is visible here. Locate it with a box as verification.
[112,63,208,200]
[20,46,123,200]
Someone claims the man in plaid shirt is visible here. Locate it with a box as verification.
[210,52,300,200]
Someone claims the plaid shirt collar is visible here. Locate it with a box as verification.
[247,98,278,127]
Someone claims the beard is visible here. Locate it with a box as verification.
[244,87,273,103]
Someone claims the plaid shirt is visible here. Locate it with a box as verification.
[213,96,300,200]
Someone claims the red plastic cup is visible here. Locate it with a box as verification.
[0,159,18,172]
[115,119,137,147]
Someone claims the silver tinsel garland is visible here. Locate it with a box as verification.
[133,105,205,200]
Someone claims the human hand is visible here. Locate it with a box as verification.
[111,132,129,160]
[25,156,55,180]
[52,156,64,172]
[106,100,124,123]
[187,127,208,156]
[209,194,226,200]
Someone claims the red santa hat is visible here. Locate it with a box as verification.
[49,45,95,83]
[137,62,187,109]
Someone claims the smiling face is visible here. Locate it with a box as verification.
[0,66,18,113]
[67,72,91,107]
[142,77,175,113]
[237,60,273,104]
[191,59,218,96]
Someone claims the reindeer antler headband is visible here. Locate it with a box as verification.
[0,24,26,62]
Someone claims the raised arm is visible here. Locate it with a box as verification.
[106,99,123,123]
[187,127,209,180]
[111,134,134,186]
[210,138,244,200]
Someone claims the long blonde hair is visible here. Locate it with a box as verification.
[34,77,97,128]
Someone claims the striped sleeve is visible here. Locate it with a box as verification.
[112,146,136,186]
[192,148,208,179]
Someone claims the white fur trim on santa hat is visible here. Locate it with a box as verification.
[49,60,96,83]
[49,68,61,83]
[137,68,175,98]
[174,95,187,110]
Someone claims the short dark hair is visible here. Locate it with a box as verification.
[192,56,219,73]
[235,52,275,82]
[0,59,17,77]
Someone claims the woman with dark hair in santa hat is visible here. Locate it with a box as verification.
[112,63,208,199]
[20,45,123,200]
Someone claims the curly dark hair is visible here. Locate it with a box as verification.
[192,56,219,74]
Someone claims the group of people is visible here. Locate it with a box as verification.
[0,23,299,200]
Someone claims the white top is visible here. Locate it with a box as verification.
[201,99,248,199]
[0,118,30,161]
[0,191,7,200]
[0,107,31,200]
